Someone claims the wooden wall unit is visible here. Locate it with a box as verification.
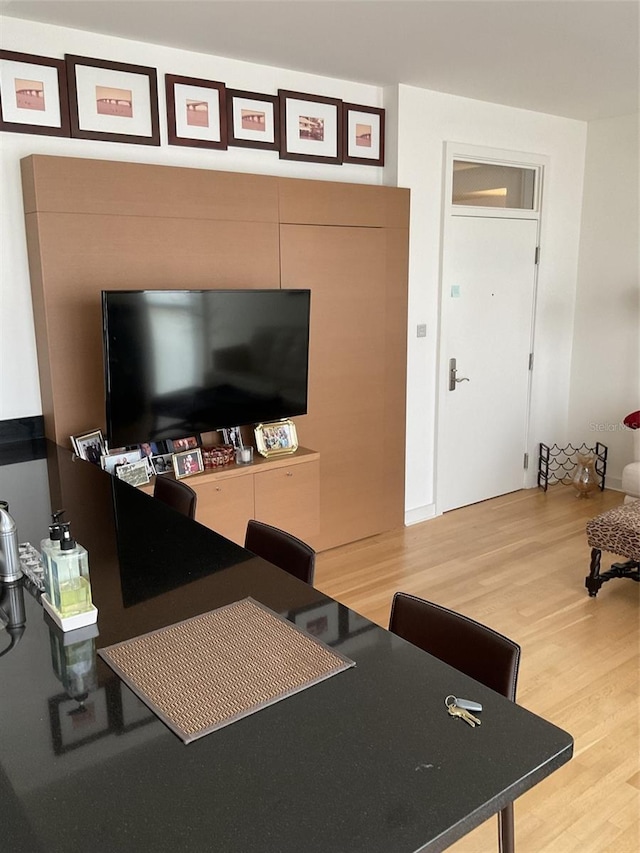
[21,154,409,551]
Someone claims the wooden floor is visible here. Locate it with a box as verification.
[315,486,639,853]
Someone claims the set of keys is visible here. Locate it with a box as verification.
[445,695,482,727]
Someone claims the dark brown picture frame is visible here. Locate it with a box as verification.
[165,74,227,149]
[0,50,70,136]
[278,89,343,164]
[66,54,160,145]
[226,89,279,150]
[342,103,385,166]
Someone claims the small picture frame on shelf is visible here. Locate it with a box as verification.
[169,436,199,452]
[150,453,173,475]
[222,427,243,449]
[173,447,204,479]
[254,419,298,458]
[71,429,106,465]
[0,50,70,137]
[342,102,385,166]
[115,459,151,487]
[101,448,142,475]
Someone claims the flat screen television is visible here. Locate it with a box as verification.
[102,289,311,447]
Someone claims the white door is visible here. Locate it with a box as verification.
[437,215,538,512]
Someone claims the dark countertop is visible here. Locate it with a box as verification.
[0,441,573,853]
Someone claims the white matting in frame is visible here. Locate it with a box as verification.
[279,89,342,163]
[227,89,278,149]
[343,104,384,165]
[66,54,159,144]
[0,51,68,134]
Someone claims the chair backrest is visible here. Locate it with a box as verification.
[244,519,316,585]
[388,592,520,700]
[153,476,198,520]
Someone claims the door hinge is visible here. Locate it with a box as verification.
[534,246,540,265]
[524,453,529,470]
[528,352,534,370]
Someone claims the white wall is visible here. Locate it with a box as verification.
[568,112,640,489]
[396,86,588,521]
[0,16,384,422]
[2,17,602,522]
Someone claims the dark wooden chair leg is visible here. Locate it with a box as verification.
[498,803,515,853]
[585,547,603,597]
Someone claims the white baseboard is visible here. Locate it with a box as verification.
[405,504,438,526]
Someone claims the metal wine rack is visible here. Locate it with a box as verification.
[538,442,607,492]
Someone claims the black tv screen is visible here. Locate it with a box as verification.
[102,289,311,447]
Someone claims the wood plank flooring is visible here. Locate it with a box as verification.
[315,486,639,852]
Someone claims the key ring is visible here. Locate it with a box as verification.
[444,694,457,708]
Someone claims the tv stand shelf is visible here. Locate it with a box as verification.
[148,447,319,548]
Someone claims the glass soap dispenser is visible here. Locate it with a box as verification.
[42,522,98,631]
[40,510,65,600]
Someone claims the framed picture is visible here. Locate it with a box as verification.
[173,447,204,479]
[48,686,114,755]
[65,54,160,145]
[150,453,173,475]
[165,73,227,149]
[293,601,341,645]
[101,448,142,475]
[222,426,243,450]
[278,89,342,163]
[170,436,199,452]
[342,103,385,166]
[0,50,70,136]
[115,459,151,487]
[255,419,298,458]
[226,89,279,150]
[138,442,160,459]
[71,429,106,465]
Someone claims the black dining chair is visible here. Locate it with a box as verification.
[153,476,198,519]
[244,519,316,585]
[389,592,521,853]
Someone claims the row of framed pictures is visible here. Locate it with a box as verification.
[70,419,299,485]
[0,49,385,165]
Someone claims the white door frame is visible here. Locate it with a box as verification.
[435,143,546,515]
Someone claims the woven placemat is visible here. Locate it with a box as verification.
[98,597,355,743]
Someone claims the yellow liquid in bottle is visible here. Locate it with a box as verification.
[58,577,91,617]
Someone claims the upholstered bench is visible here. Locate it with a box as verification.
[585,501,640,597]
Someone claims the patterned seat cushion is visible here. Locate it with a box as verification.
[586,501,640,560]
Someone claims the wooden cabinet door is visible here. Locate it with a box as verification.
[281,225,407,550]
[254,459,320,547]
[194,476,254,546]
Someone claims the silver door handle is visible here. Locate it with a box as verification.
[449,358,470,391]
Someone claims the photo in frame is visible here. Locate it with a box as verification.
[342,102,385,166]
[278,89,342,163]
[71,429,106,465]
[165,74,227,148]
[222,427,243,450]
[170,436,199,452]
[0,50,70,136]
[226,89,279,150]
[101,448,142,475]
[173,447,204,479]
[150,453,174,475]
[115,459,151,487]
[65,54,160,145]
[254,419,298,458]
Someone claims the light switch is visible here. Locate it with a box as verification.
[416,324,427,338]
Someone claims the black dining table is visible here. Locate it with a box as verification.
[0,439,573,853]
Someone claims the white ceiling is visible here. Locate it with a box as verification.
[1,0,638,121]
